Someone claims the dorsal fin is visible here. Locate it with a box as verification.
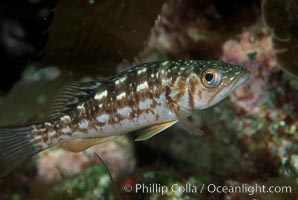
[46,81,103,118]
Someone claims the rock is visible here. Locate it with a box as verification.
[36,136,135,183]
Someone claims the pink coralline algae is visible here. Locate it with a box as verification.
[36,137,135,183]
[222,26,280,114]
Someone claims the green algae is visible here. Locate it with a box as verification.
[247,51,258,61]
[47,165,114,200]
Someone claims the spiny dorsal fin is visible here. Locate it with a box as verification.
[58,136,118,153]
[46,81,103,118]
[135,120,178,141]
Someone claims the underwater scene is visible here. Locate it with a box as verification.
[0,0,298,199]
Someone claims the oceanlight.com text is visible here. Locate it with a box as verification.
[123,183,292,196]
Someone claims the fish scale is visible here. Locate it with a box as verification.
[0,60,250,177]
[58,62,182,138]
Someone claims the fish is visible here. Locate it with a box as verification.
[0,60,250,177]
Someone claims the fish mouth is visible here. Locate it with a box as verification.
[231,69,250,91]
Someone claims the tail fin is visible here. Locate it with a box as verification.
[0,126,40,177]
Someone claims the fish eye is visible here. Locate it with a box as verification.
[205,73,214,82]
[201,69,221,88]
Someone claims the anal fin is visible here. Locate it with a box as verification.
[135,120,178,141]
[58,136,118,153]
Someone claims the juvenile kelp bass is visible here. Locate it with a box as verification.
[0,60,250,177]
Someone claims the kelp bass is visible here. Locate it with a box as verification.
[0,60,250,177]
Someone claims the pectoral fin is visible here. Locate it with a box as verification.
[172,104,204,136]
[177,113,204,136]
[59,136,118,153]
[135,120,178,141]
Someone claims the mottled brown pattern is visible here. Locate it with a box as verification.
[198,89,202,99]
[0,60,251,179]
[165,85,179,114]
[111,111,126,124]
[174,76,187,99]
[29,120,60,147]
[91,62,171,125]
[31,62,171,146]
[188,75,199,109]
[150,98,162,108]
[30,61,196,146]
